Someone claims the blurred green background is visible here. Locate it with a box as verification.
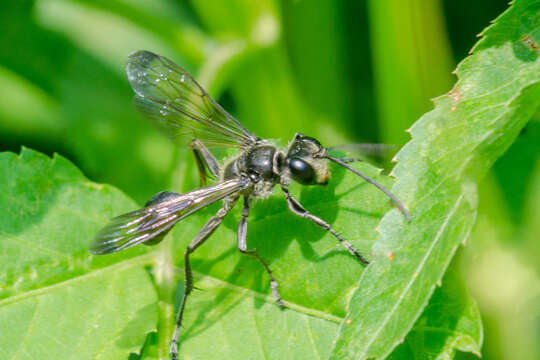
[0,1,538,359]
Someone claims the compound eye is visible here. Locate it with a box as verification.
[288,158,315,185]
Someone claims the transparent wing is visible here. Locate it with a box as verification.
[90,178,249,254]
[328,143,397,158]
[126,50,259,148]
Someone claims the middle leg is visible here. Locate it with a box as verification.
[237,196,284,307]
[170,197,238,359]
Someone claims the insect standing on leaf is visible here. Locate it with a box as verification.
[90,50,410,360]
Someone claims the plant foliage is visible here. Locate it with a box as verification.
[0,0,539,359]
[331,0,540,358]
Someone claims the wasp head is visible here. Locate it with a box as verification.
[285,133,329,185]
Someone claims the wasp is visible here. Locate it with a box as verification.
[90,50,410,359]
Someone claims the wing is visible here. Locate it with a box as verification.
[90,178,249,254]
[328,143,397,158]
[126,50,259,148]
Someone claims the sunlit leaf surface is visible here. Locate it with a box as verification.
[0,149,157,359]
[0,146,410,359]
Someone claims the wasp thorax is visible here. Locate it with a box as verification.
[286,133,329,185]
[246,145,276,180]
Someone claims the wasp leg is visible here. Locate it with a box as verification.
[190,139,221,186]
[170,197,238,360]
[280,184,369,266]
[237,196,284,307]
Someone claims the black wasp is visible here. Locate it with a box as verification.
[90,50,410,359]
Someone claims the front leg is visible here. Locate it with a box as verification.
[190,139,221,186]
[280,184,369,265]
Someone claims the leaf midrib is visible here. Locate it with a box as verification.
[0,250,343,324]
[0,253,154,307]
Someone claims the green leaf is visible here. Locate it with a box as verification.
[0,148,157,359]
[331,0,540,359]
[165,276,340,360]
[140,158,399,359]
[388,265,482,360]
[1,146,402,359]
